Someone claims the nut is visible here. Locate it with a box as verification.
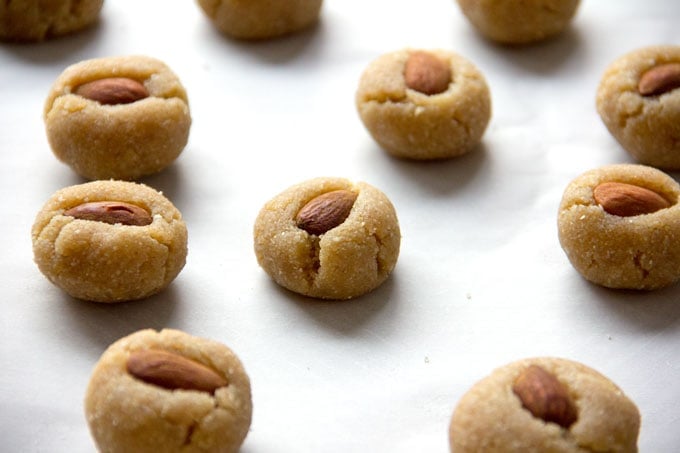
[638,63,680,96]
[404,51,452,95]
[63,201,153,226]
[74,77,150,105]
[593,182,671,217]
[126,349,228,393]
[295,189,358,235]
[512,364,578,428]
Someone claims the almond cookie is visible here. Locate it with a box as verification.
[253,177,400,300]
[456,0,581,45]
[85,328,252,453]
[44,55,191,180]
[449,357,640,453]
[196,0,322,40]
[596,45,680,170]
[0,0,103,42]
[558,164,680,290]
[32,180,188,302]
[356,48,491,160]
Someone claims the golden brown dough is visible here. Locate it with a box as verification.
[32,180,188,302]
[44,55,191,180]
[253,177,400,300]
[85,328,252,453]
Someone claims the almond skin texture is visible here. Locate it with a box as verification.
[512,365,578,428]
[74,77,149,105]
[638,62,680,96]
[593,181,671,216]
[126,349,228,393]
[404,51,452,95]
[63,201,153,226]
[295,189,358,235]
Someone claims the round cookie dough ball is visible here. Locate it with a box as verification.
[196,0,322,40]
[0,0,103,42]
[456,0,580,45]
[254,177,401,300]
[85,328,252,453]
[449,357,640,453]
[596,45,680,170]
[356,48,491,160]
[558,164,680,290]
[32,180,188,302]
[44,55,191,180]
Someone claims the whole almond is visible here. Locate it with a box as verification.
[127,349,228,393]
[74,77,149,105]
[404,51,452,95]
[638,63,680,96]
[295,189,358,235]
[63,201,153,226]
[593,182,671,217]
[512,365,578,428]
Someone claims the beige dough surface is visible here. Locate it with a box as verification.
[253,177,400,300]
[456,0,580,44]
[44,55,191,180]
[449,357,640,453]
[596,45,680,170]
[32,180,188,302]
[196,0,322,40]
[85,329,252,453]
[356,48,491,160]
[0,0,103,41]
[557,164,680,290]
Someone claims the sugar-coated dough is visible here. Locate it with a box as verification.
[196,0,322,40]
[356,48,491,160]
[32,180,188,302]
[254,177,400,300]
[449,357,640,453]
[596,45,680,170]
[44,55,191,180]
[558,164,680,290]
[456,0,580,44]
[85,329,252,453]
[0,0,103,42]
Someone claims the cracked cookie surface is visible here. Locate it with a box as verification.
[253,177,400,300]
[355,48,491,160]
[557,164,680,290]
[596,45,680,170]
[0,0,103,41]
[32,180,188,302]
[85,329,252,453]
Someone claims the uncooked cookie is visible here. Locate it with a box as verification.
[253,177,400,300]
[596,45,680,170]
[456,0,581,45]
[449,357,640,453]
[356,48,491,160]
[0,0,103,42]
[196,0,322,40]
[32,180,188,302]
[558,164,680,290]
[85,328,252,453]
[44,55,191,180]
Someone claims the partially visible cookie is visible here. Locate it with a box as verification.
[254,177,400,300]
[32,180,188,302]
[0,0,103,42]
[356,48,491,160]
[85,328,252,453]
[456,0,580,44]
[449,357,640,453]
[558,164,680,290]
[596,45,680,170]
[44,55,191,180]
[196,0,322,40]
